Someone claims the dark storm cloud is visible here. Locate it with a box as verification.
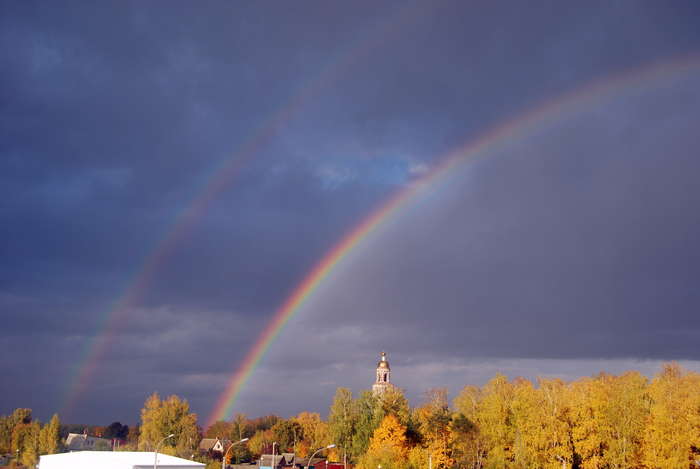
[2,1,700,422]
[279,72,700,354]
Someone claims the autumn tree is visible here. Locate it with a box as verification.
[600,371,648,468]
[12,420,40,467]
[475,373,516,468]
[248,415,280,433]
[231,413,251,441]
[0,408,32,455]
[248,429,273,458]
[349,386,410,462]
[0,415,13,454]
[357,414,408,469]
[452,385,486,468]
[510,378,572,469]
[414,388,452,468]
[226,413,253,463]
[137,392,199,458]
[643,363,700,468]
[39,414,61,455]
[205,420,232,439]
[270,419,302,453]
[295,412,321,447]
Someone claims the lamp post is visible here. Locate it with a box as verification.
[154,434,175,469]
[306,444,335,469]
[222,437,249,469]
[272,442,277,468]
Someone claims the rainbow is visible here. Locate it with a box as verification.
[205,54,700,426]
[59,3,426,419]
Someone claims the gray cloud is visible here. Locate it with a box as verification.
[2,1,700,423]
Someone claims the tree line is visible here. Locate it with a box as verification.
[3,363,699,469]
[321,363,700,469]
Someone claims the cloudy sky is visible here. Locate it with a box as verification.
[2,1,700,425]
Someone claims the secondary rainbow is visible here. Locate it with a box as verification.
[58,4,428,418]
[206,54,700,426]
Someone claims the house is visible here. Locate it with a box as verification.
[198,437,230,456]
[258,453,296,468]
[258,454,331,469]
[292,457,328,469]
[65,431,114,451]
[38,451,205,469]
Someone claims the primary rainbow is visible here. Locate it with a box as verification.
[206,54,700,426]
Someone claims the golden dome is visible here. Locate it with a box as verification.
[377,351,390,370]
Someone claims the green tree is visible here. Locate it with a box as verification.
[137,392,200,458]
[271,419,302,453]
[375,386,410,427]
[39,414,61,454]
[351,391,378,460]
[104,421,130,440]
[328,388,355,460]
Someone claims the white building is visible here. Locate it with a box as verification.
[65,432,113,451]
[38,451,205,469]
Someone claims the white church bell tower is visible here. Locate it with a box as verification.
[372,351,393,395]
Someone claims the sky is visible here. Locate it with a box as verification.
[2,1,700,426]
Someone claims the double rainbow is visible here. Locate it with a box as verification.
[205,54,700,426]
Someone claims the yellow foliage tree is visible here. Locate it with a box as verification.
[415,389,453,469]
[358,414,408,469]
[601,371,648,468]
[643,363,700,468]
[475,373,515,468]
[137,393,199,458]
[569,377,605,469]
[452,385,486,468]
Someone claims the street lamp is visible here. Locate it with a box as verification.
[272,442,277,468]
[222,438,249,469]
[154,434,175,469]
[306,444,335,469]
